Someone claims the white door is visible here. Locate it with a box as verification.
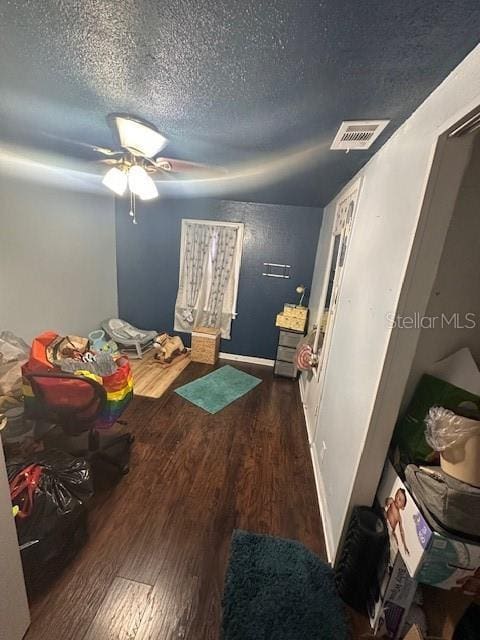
[304,179,361,444]
[0,441,30,640]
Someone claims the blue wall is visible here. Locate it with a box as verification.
[115,199,322,359]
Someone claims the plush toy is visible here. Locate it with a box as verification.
[153,333,186,363]
[88,330,119,356]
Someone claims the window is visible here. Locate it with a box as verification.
[174,219,244,339]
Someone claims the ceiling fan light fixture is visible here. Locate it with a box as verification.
[128,165,158,200]
[102,166,127,196]
[113,115,168,158]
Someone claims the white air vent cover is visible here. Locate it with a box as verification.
[330,120,390,150]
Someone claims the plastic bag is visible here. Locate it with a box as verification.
[8,450,93,593]
[0,331,30,401]
[425,406,480,451]
[22,332,133,429]
[0,331,30,362]
[96,356,133,428]
[392,374,480,466]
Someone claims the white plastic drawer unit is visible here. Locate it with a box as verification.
[274,360,298,378]
[276,345,296,363]
[278,330,303,349]
[274,328,303,378]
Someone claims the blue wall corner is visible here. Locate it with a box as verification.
[115,198,322,360]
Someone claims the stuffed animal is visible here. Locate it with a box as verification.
[153,333,186,363]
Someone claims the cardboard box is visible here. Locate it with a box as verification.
[369,583,471,640]
[368,547,417,639]
[377,462,480,594]
[365,622,450,640]
[404,619,460,640]
[422,585,473,640]
[404,626,424,640]
[404,626,430,640]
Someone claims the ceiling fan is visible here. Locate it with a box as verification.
[64,114,219,223]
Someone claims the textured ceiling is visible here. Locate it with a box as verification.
[1,1,479,207]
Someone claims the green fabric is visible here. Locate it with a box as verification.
[175,365,261,414]
[393,374,480,465]
[222,530,349,640]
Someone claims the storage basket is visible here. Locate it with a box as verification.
[283,304,308,320]
[275,313,306,332]
[191,327,221,365]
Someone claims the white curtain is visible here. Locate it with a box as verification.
[174,220,244,339]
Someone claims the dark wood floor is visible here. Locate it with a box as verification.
[25,360,327,639]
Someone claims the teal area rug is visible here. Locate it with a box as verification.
[175,365,261,414]
[222,530,349,640]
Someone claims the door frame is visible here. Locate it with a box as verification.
[309,177,363,442]
[312,177,363,366]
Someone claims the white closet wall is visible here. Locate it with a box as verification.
[0,443,30,640]
[303,44,480,561]
[401,134,480,410]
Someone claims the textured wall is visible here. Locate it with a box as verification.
[0,176,118,341]
[1,2,480,206]
[115,199,322,359]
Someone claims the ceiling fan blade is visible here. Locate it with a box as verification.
[153,157,217,173]
[41,132,120,156]
[97,158,124,165]
[91,145,123,157]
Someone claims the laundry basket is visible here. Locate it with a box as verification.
[191,327,221,365]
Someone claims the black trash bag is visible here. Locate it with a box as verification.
[7,449,93,594]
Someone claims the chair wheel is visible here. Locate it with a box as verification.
[120,465,130,475]
[127,435,135,444]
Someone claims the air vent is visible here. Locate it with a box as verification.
[330,120,390,151]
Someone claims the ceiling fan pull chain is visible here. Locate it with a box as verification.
[129,190,135,223]
[132,193,138,225]
[129,190,134,217]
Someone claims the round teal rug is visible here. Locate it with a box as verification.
[222,530,349,640]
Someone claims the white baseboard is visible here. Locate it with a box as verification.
[309,445,335,565]
[219,352,274,367]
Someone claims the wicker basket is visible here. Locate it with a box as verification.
[283,304,308,320]
[191,326,221,364]
[275,313,306,332]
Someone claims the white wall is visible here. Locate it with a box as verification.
[0,176,118,341]
[0,442,30,640]
[0,176,118,637]
[305,44,480,560]
[401,134,480,409]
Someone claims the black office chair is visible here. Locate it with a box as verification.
[26,371,134,474]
